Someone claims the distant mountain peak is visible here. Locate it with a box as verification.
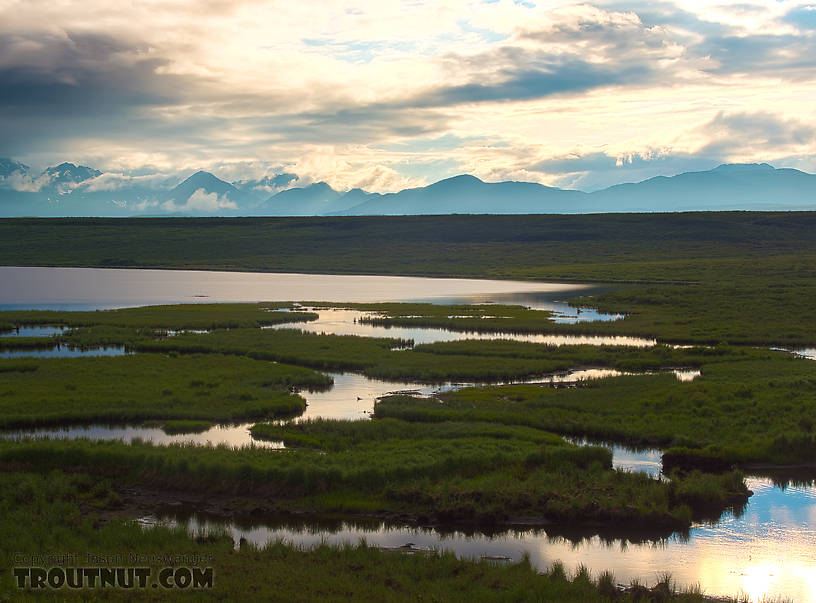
[0,158,30,178]
[181,170,223,184]
[437,174,484,184]
[304,181,335,191]
[44,162,102,180]
[712,163,775,172]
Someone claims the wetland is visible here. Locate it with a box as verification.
[1,213,815,601]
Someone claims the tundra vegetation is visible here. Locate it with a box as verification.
[0,471,733,601]
[0,213,814,599]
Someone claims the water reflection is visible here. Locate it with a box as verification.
[0,266,595,309]
[0,325,67,338]
[140,451,816,603]
[0,369,631,447]
[673,369,701,382]
[0,345,125,359]
[6,423,283,449]
[271,308,654,347]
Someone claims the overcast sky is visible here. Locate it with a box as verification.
[2,0,816,192]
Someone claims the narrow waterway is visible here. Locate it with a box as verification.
[142,445,816,603]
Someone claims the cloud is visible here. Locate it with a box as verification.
[1,169,50,192]
[162,188,237,213]
[695,111,816,159]
[2,1,816,192]
[77,172,170,192]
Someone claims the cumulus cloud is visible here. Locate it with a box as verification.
[1,169,52,192]
[162,188,237,213]
[77,172,169,192]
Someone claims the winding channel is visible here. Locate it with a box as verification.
[1,267,814,601]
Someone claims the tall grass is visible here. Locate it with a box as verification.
[0,353,331,427]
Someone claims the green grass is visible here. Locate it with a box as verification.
[0,417,749,529]
[161,420,214,434]
[1,303,811,468]
[374,355,816,466]
[0,215,811,599]
[130,327,767,383]
[350,294,816,346]
[0,336,60,350]
[0,353,331,427]
[0,471,731,601]
[0,303,317,330]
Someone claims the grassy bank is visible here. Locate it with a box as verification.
[0,415,749,531]
[0,354,331,427]
[374,355,816,467]
[0,303,811,468]
[0,303,316,330]
[0,471,730,601]
[350,295,816,346]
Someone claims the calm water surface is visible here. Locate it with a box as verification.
[143,444,816,603]
[0,326,67,337]
[271,308,653,346]
[0,266,609,314]
[0,345,125,359]
[4,369,639,448]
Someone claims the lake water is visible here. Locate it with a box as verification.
[0,266,612,315]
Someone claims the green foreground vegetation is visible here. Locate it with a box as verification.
[0,471,729,601]
[0,353,329,427]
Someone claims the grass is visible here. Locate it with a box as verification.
[0,471,734,601]
[349,294,816,346]
[0,416,749,530]
[0,353,331,427]
[0,304,811,468]
[0,336,60,350]
[130,327,768,383]
[0,303,317,330]
[161,420,214,434]
[374,354,816,467]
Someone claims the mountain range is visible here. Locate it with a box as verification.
[0,159,814,217]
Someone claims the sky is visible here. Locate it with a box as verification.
[1,0,816,193]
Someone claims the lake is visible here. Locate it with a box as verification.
[0,266,611,314]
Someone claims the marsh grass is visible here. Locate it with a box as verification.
[375,355,816,466]
[161,420,215,434]
[0,303,317,330]
[0,353,331,427]
[0,414,746,529]
[0,471,737,601]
